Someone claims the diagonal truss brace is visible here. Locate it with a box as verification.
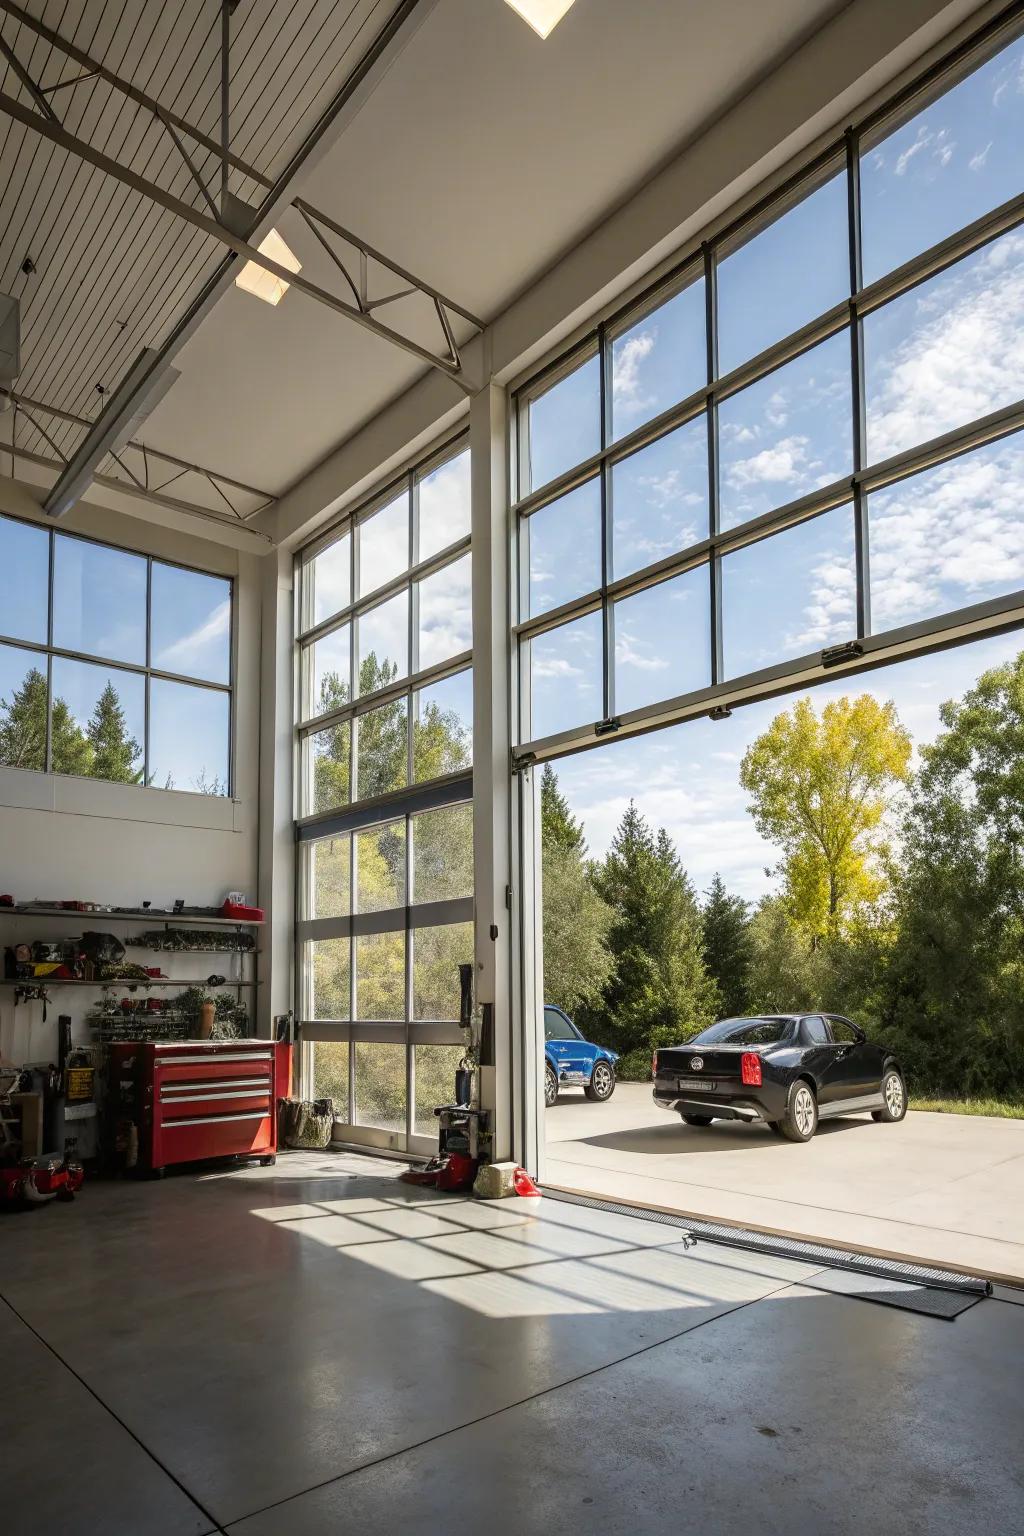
[0,0,485,390]
[1,386,277,529]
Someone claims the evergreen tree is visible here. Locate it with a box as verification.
[87,682,143,783]
[701,874,752,1018]
[540,765,612,1017]
[0,667,91,775]
[583,802,716,1059]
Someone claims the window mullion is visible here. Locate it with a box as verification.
[847,127,871,641]
[705,242,724,687]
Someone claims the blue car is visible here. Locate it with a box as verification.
[544,1005,619,1106]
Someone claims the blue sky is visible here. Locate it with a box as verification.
[551,627,1024,905]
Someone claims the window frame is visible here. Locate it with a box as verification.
[0,513,235,795]
[510,9,1024,761]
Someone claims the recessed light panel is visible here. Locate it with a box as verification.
[503,0,578,39]
[235,228,301,306]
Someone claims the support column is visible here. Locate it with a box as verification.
[256,546,296,1043]
[470,383,514,1160]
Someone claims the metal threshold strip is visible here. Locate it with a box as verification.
[543,1187,992,1297]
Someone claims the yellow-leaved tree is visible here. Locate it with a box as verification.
[739,693,911,941]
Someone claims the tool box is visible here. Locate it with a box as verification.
[107,1039,292,1175]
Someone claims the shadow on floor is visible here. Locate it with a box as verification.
[561,1115,874,1156]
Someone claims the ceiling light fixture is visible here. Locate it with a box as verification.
[234,228,301,306]
[503,0,578,39]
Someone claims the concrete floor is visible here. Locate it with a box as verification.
[545,1083,1024,1282]
[2,1150,1022,1535]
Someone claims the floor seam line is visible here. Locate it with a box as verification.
[0,1291,227,1536]
[223,1279,798,1529]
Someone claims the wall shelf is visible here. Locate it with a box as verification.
[0,907,263,927]
[0,978,260,989]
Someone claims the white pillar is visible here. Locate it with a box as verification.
[470,382,515,1160]
[256,546,295,1043]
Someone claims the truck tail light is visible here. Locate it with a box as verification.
[741,1052,762,1087]
[651,1051,658,1080]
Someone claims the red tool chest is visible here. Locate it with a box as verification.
[108,1040,292,1174]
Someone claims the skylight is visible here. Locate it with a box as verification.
[234,228,301,306]
[503,0,578,39]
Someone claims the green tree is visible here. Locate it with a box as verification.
[740,693,911,941]
[540,765,612,1017]
[582,802,716,1061]
[0,666,92,776]
[884,652,1024,1096]
[87,681,143,783]
[701,874,752,1018]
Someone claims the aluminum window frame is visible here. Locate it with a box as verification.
[511,6,1024,763]
[0,512,235,794]
[293,430,473,1153]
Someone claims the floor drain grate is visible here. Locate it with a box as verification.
[543,1187,992,1296]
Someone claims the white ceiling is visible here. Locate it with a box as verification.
[141,0,849,499]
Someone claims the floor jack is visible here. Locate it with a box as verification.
[1,1039,85,1210]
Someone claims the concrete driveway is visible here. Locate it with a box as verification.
[544,1082,1024,1284]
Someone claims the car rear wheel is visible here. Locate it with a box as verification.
[681,1113,713,1126]
[872,1070,907,1123]
[544,1063,558,1108]
[779,1081,818,1142]
[585,1061,616,1101]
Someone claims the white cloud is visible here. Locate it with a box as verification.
[968,141,993,172]
[612,330,656,419]
[893,125,955,177]
[155,600,230,674]
[614,629,669,673]
[726,435,809,488]
[533,656,583,680]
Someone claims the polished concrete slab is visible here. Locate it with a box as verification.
[2,1151,1021,1536]
[545,1083,1024,1280]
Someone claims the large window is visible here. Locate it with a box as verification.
[294,437,473,1150]
[0,519,232,793]
[513,20,1024,751]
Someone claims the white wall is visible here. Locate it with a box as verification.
[0,477,262,1062]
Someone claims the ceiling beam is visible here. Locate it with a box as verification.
[0,0,467,519]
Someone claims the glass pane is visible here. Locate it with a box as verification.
[412,803,473,903]
[613,567,711,714]
[0,642,47,770]
[53,534,146,664]
[526,479,601,618]
[311,937,351,1020]
[526,610,602,741]
[610,278,706,440]
[413,923,473,1021]
[308,832,351,920]
[721,506,857,679]
[611,416,708,580]
[354,1041,406,1133]
[717,173,849,376]
[1,514,48,644]
[312,1042,348,1117]
[355,695,407,800]
[307,532,350,626]
[861,35,1024,284]
[719,331,852,531]
[51,657,145,784]
[306,624,350,720]
[418,553,472,671]
[413,668,472,782]
[148,677,229,794]
[414,1044,463,1134]
[865,229,1024,464]
[150,563,231,684]
[525,352,600,492]
[358,492,408,598]
[356,820,406,913]
[868,432,1024,633]
[357,591,408,694]
[418,449,470,562]
[306,718,350,815]
[355,932,405,1021]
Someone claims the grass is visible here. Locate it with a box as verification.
[911,1097,1024,1120]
